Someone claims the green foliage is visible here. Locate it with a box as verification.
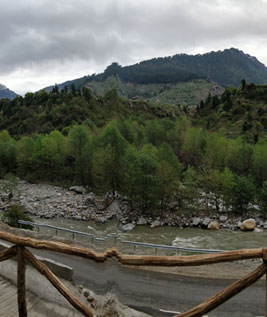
[259,181,267,213]
[2,204,33,230]
[195,83,267,141]
[129,150,159,212]
[0,173,18,196]
[232,176,256,213]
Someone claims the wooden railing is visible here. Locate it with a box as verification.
[0,230,266,316]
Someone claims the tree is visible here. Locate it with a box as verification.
[232,175,255,213]
[259,180,267,213]
[157,142,181,177]
[1,204,33,230]
[98,123,128,192]
[156,160,180,211]
[182,166,200,211]
[68,125,91,185]
[92,144,116,193]
[241,79,247,90]
[130,150,158,212]
[252,140,267,187]
[220,167,235,211]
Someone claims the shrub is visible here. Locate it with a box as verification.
[1,204,33,230]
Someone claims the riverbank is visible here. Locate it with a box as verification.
[0,221,264,282]
[1,180,267,232]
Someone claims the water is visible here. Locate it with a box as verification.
[32,217,267,252]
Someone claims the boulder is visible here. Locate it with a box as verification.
[240,218,256,231]
[254,227,263,233]
[69,186,86,194]
[137,217,147,226]
[208,221,220,230]
[219,215,228,222]
[150,220,161,228]
[122,223,135,232]
[201,217,211,227]
[192,217,201,226]
[107,201,121,214]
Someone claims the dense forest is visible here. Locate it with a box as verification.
[0,86,178,137]
[0,84,267,216]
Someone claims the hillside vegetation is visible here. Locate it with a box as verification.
[0,85,267,216]
[46,48,267,108]
[194,80,267,143]
[0,87,178,137]
[85,77,224,107]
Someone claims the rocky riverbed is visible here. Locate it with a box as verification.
[1,180,267,232]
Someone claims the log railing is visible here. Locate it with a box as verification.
[0,230,266,316]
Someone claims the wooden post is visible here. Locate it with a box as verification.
[265,272,267,317]
[17,246,27,317]
[23,248,94,317]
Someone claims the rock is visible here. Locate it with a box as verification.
[69,186,86,194]
[107,201,121,215]
[83,288,90,298]
[137,217,147,226]
[240,218,256,231]
[150,220,161,228]
[201,217,211,227]
[121,223,135,232]
[254,227,263,233]
[219,215,228,222]
[192,217,201,226]
[208,221,220,230]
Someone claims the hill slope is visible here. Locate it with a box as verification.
[46,48,267,106]
[0,88,180,136]
[194,81,267,142]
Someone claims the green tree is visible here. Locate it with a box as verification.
[156,160,180,211]
[2,204,33,230]
[259,181,267,213]
[252,140,267,187]
[220,167,235,211]
[68,125,91,185]
[130,150,158,211]
[232,175,255,213]
[182,166,199,211]
[157,142,181,177]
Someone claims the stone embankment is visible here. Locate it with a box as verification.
[0,180,266,232]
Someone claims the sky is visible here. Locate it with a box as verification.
[1,0,267,95]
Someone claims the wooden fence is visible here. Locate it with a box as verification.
[0,230,266,317]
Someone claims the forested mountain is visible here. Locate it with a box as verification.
[46,48,267,106]
[0,86,179,137]
[194,80,267,143]
[0,84,17,100]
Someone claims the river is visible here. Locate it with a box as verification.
[32,217,267,252]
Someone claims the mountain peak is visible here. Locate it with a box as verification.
[0,84,18,100]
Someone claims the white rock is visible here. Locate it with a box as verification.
[241,219,256,231]
[208,221,220,230]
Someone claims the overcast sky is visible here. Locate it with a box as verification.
[1,0,267,95]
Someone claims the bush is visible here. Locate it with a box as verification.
[1,204,33,230]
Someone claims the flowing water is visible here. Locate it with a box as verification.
[32,217,267,252]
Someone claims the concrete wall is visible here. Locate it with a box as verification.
[0,241,73,281]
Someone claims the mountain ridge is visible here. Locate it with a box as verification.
[0,84,18,100]
[44,48,267,106]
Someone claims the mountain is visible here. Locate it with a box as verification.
[0,84,17,100]
[47,48,267,106]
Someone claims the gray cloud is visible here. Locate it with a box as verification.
[1,0,267,93]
